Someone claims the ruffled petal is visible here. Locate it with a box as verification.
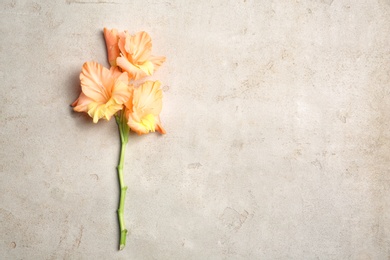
[129,31,152,63]
[80,62,114,102]
[87,102,106,123]
[103,99,124,121]
[133,81,163,116]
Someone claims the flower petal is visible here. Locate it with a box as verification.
[103,28,120,67]
[118,32,129,61]
[129,31,152,63]
[126,113,153,135]
[117,55,146,80]
[112,80,131,105]
[80,62,114,102]
[149,55,166,71]
[137,61,154,78]
[155,116,166,134]
[72,92,93,113]
[133,81,163,116]
[108,65,127,81]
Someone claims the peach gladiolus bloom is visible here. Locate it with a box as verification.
[103,28,123,67]
[72,61,131,123]
[125,81,166,135]
[116,31,166,80]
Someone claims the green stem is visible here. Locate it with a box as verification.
[115,111,129,250]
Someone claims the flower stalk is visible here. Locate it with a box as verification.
[115,111,129,250]
[71,28,167,251]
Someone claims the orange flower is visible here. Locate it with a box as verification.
[125,81,166,135]
[72,61,131,123]
[116,31,166,80]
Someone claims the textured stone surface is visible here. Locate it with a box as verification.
[1,0,389,259]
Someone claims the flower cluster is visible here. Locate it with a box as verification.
[72,28,166,135]
[71,28,167,250]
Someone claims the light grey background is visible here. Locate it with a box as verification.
[1,0,389,259]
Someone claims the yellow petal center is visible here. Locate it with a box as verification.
[140,114,156,132]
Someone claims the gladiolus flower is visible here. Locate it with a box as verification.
[116,31,166,80]
[72,61,131,123]
[71,27,168,251]
[125,81,166,135]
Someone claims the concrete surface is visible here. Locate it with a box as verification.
[1,0,390,259]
